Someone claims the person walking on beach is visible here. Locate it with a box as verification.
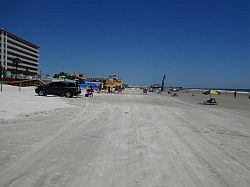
[234,90,237,98]
[115,86,119,94]
[118,86,122,94]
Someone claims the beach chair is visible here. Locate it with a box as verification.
[203,98,218,105]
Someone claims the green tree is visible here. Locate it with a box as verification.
[12,58,21,79]
[25,68,29,76]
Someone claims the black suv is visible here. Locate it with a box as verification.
[35,81,81,98]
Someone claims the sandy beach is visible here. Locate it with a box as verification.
[0,87,249,186]
[0,85,72,120]
[171,90,250,114]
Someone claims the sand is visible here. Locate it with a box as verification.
[0,88,249,186]
[0,85,72,119]
[174,89,250,113]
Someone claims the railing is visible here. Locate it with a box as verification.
[7,37,39,52]
[7,42,39,57]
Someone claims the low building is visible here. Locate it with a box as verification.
[86,77,123,90]
[0,29,40,75]
[87,77,106,82]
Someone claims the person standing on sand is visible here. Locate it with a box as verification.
[115,86,119,94]
[234,90,237,98]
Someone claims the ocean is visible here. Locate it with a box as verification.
[186,88,250,93]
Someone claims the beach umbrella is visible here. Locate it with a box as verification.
[45,74,52,79]
[203,90,221,98]
[59,75,66,79]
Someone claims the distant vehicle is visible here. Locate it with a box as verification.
[170,88,179,92]
[170,87,183,92]
[35,81,81,98]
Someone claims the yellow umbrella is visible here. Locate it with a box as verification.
[203,90,221,98]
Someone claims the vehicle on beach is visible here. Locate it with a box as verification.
[35,81,81,98]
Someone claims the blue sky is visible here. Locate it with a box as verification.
[1,0,250,88]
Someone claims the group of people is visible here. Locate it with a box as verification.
[107,86,123,94]
[86,86,94,97]
[85,85,124,97]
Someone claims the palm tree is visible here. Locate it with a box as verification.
[12,58,21,79]
[0,65,4,77]
[25,68,29,76]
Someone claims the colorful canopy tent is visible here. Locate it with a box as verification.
[59,75,67,80]
[5,71,12,77]
[105,79,123,88]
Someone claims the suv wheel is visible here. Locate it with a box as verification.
[65,91,73,98]
[38,90,46,96]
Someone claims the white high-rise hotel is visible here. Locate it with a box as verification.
[0,29,39,75]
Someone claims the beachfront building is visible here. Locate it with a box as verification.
[0,29,39,76]
[86,76,123,90]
